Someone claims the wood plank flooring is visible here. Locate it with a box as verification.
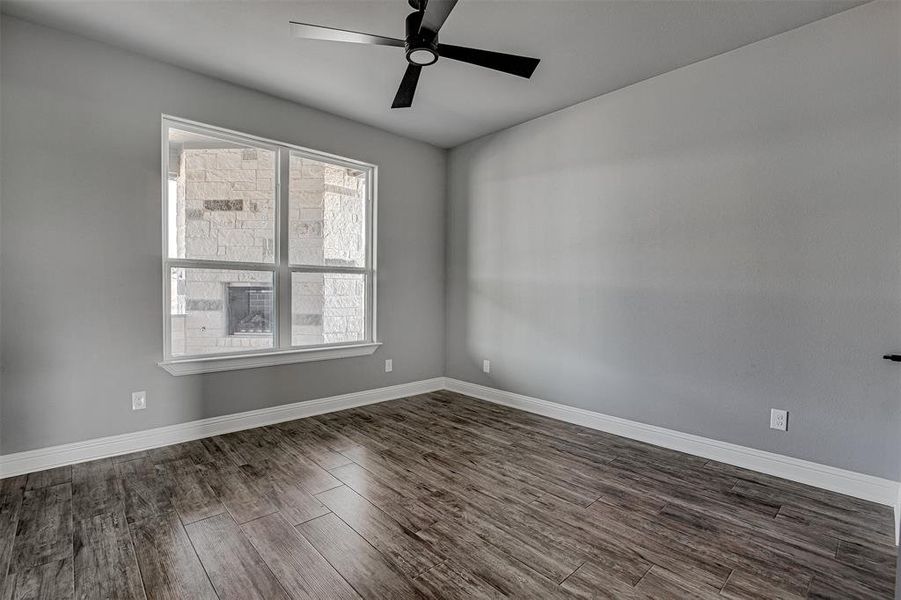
[0,391,895,599]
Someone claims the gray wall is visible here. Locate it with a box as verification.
[0,16,446,454]
[2,1,900,485]
[0,11,4,454]
[446,1,901,480]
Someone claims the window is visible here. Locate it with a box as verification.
[160,117,378,375]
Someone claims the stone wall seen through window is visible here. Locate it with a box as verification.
[168,135,367,357]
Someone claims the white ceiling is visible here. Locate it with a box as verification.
[1,0,865,148]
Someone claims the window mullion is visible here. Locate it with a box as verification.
[289,265,368,274]
[277,147,292,349]
[166,258,276,272]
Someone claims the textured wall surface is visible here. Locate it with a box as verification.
[177,146,278,264]
[0,16,446,453]
[446,2,901,479]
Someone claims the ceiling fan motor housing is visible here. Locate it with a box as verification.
[405,11,439,66]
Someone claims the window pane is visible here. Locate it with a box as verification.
[170,267,274,357]
[289,153,366,267]
[292,272,366,346]
[168,127,276,263]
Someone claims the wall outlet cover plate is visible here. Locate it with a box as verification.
[770,408,788,431]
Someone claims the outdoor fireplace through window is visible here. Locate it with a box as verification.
[227,285,273,335]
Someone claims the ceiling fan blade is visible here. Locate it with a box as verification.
[392,64,423,108]
[290,21,405,47]
[437,44,540,78]
[418,0,459,35]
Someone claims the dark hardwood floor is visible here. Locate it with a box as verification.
[0,390,895,599]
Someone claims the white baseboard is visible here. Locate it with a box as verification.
[0,378,445,479]
[895,485,901,545]
[4,375,900,545]
[444,378,901,513]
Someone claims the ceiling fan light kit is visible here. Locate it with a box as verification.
[290,0,540,109]
[404,7,439,66]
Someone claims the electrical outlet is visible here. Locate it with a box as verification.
[385,359,393,373]
[483,359,490,374]
[132,391,147,411]
[770,408,788,431]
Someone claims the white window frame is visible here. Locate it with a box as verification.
[158,116,379,375]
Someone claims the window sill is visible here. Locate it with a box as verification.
[158,343,381,376]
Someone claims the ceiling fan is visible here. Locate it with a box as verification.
[290,0,540,109]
